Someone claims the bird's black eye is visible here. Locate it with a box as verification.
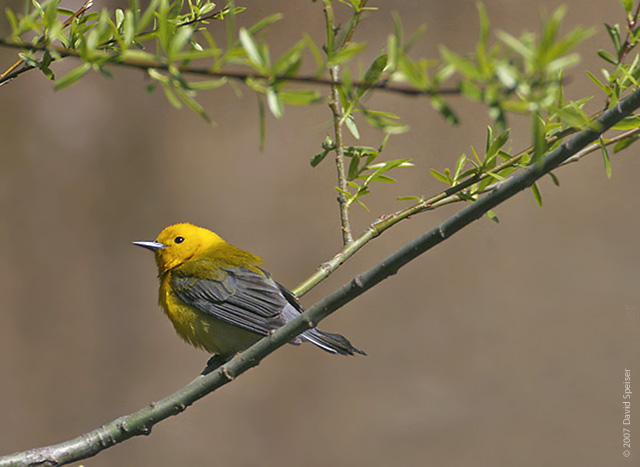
[174,236,184,244]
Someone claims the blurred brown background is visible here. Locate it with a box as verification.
[0,1,638,466]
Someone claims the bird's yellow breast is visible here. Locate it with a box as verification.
[159,274,261,356]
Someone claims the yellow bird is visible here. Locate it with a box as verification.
[134,223,364,358]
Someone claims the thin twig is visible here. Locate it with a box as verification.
[328,65,353,244]
[322,0,370,245]
[0,37,461,95]
[619,1,640,63]
[561,127,639,165]
[293,122,637,297]
[0,0,94,86]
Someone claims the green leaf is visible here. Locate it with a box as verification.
[123,9,135,46]
[430,168,451,185]
[403,23,426,54]
[439,46,477,79]
[621,0,634,15]
[453,154,467,183]
[585,70,612,96]
[530,182,543,207]
[497,30,533,61]
[328,42,367,66]
[556,102,592,129]
[138,0,161,33]
[477,2,489,46]
[612,115,640,130]
[161,83,183,109]
[175,87,212,124]
[367,174,397,183]
[485,171,507,183]
[266,87,283,118]
[310,148,330,167]
[277,89,321,105]
[347,152,361,181]
[355,109,400,119]
[169,26,194,58]
[5,8,18,36]
[361,111,409,134]
[486,210,499,223]
[597,49,618,65]
[54,63,91,90]
[605,23,622,57]
[31,0,45,18]
[368,159,413,171]
[485,127,510,167]
[599,138,612,178]
[397,56,427,89]
[41,65,55,80]
[356,54,388,99]
[189,79,228,90]
[335,186,353,199]
[273,39,306,76]
[115,8,124,29]
[119,49,157,62]
[613,133,640,153]
[430,95,459,124]
[303,34,325,70]
[247,13,283,35]
[345,115,360,139]
[239,28,267,72]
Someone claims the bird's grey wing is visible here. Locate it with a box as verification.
[170,263,288,335]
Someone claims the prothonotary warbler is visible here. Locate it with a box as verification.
[133,223,365,358]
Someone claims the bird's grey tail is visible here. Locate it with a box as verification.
[301,327,366,356]
[279,294,366,356]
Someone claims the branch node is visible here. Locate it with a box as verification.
[116,419,130,433]
[320,261,335,274]
[221,365,236,381]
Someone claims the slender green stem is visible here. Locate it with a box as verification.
[321,0,369,245]
[323,1,353,244]
[341,0,369,47]
[292,121,634,297]
[328,65,354,244]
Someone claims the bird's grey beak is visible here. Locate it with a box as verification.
[132,240,166,251]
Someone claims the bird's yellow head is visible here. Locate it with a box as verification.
[133,223,226,273]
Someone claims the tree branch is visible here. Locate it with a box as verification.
[0,0,94,85]
[293,126,582,297]
[0,38,460,96]
[2,79,639,467]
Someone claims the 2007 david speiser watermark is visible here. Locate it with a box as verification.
[623,368,631,459]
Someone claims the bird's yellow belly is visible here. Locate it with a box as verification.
[160,282,261,356]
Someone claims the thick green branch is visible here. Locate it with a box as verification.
[2,82,639,467]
